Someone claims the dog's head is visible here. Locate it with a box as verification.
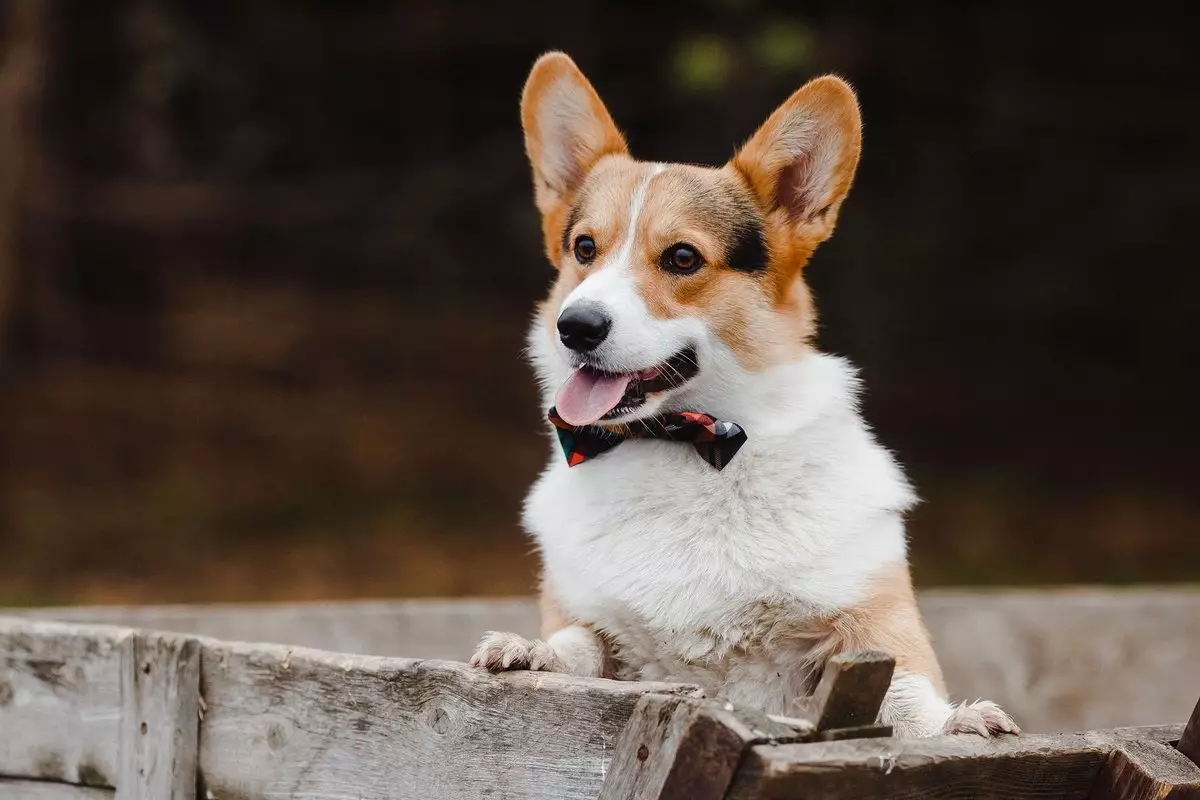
[522,53,862,426]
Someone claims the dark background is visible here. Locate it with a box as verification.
[1,1,1196,605]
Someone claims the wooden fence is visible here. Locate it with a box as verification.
[15,588,1200,732]
[2,589,1199,798]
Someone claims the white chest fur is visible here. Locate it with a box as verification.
[524,353,916,712]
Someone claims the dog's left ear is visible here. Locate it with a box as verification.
[731,76,862,247]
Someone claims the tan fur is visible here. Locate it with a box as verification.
[522,59,860,372]
[813,562,947,695]
[520,53,628,262]
[541,562,941,697]
[612,563,943,697]
[544,158,817,370]
[634,165,814,368]
[518,54,948,713]
[731,77,861,326]
[537,575,573,639]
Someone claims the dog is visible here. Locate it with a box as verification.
[470,52,1018,738]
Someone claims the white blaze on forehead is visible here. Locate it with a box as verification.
[558,163,702,372]
[561,163,664,311]
[611,163,665,272]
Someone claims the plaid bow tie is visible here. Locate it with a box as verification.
[547,408,748,470]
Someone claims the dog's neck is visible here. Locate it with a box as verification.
[674,350,860,440]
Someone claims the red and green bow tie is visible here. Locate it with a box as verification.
[547,408,748,470]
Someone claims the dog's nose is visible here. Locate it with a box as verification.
[557,304,611,352]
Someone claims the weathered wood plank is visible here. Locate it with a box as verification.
[116,633,199,800]
[795,650,894,732]
[596,695,713,800]
[0,618,126,788]
[1089,739,1200,799]
[197,639,701,800]
[1178,696,1200,768]
[818,723,895,742]
[15,588,1200,732]
[0,779,114,799]
[596,695,799,800]
[727,726,1187,800]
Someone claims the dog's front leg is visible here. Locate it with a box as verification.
[470,578,612,677]
[880,671,1019,738]
[817,563,1020,738]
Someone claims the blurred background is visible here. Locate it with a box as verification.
[0,1,1196,606]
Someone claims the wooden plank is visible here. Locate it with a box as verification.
[196,639,701,800]
[16,588,1200,732]
[1090,739,1200,799]
[1178,696,1200,768]
[596,695,800,800]
[16,599,542,662]
[0,779,113,799]
[0,617,126,788]
[726,726,1188,800]
[818,723,895,742]
[596,695,712,800]
[796,650,894,732]
[116,633,200,800]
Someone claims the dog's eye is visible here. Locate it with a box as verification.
[662,243,703,275]
[573,235,597,264]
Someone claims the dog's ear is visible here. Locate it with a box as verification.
[521,52,628,229]
[731,76,862,251]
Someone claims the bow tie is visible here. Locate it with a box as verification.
[547,408,748,470]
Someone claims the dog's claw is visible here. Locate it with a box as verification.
[944,700,1020,737]
[470,631,565,673]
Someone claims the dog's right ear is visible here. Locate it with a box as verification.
[521,53,628,240]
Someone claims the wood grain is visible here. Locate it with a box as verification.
[116,632,200,800]
[596,694,712,800]
[808,650,894,731]
[2,611,1195,799]
[19,589,1200,733]
[0,779,114,799]
[0,617,126,788]
[1090,739,1200,799]
[596,695,801,800]
[196,638,700,800]
[727,726,1188,800]
[1178,696,1200,768]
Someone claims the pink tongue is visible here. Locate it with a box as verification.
[555,370,632,426]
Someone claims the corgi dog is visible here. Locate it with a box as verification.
[471,52,1018,738]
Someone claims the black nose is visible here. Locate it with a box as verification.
[557,304,611,352]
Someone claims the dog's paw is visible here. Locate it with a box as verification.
[469,631,565,673]
[943,700,1020,737]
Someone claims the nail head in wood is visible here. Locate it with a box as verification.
[117,632,200,800]
[597,694,793,800]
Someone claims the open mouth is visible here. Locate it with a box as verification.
[554,347,699,427]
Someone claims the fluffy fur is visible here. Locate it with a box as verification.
[471,52,1018,738]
